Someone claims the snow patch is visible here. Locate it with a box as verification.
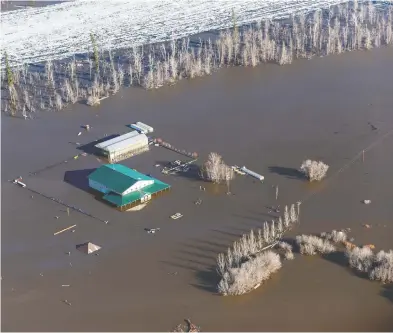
[1,0,350,67]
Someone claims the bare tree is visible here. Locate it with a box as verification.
[300,159,329,181]
[203,152,224,184]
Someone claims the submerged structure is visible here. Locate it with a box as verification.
[129,121,154,134]
[94,131,149,163]
[240,166,264,181]
[88,164,170,211]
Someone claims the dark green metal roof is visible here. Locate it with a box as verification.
[88,164,152,194]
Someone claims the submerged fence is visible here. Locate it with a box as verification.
[23,185,109,223]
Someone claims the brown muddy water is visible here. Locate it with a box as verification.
[2,47,393,331]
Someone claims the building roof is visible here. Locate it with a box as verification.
[136,122,153,132]
[88,164,152,194]
[103,133,148,153]
[102,179,170,207]
[95,131,140,150]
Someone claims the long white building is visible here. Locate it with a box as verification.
[95,131,148,163]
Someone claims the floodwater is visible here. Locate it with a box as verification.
[2,47,393,331]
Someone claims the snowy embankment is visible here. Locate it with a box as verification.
[1,0,348,67]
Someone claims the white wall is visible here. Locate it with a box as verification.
[123,180,153,195]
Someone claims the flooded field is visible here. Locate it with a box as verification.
[2,46,393,331]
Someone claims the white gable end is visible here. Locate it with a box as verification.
[122,180,153,195]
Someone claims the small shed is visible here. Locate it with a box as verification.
[76,242,101,254]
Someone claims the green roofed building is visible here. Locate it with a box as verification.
[88,164,170,211]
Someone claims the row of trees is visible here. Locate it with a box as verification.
[217,203,300,296]
[217,225,392,296]
[2,1,392,117]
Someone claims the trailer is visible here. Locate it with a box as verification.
[240,166,264,181]
[129,124,147,134]
[136,122,154,133]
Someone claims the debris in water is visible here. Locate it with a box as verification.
[171,213,183,220]
[69,263,73,267]
[145,228,160,234]
[74,155,79,160]
[363,244,375,249]
[63,300,72,306]
[194,198,202,205]
[62,285,70,287]
[363,199,371,204]
[55,216,59,219]
[66,252,71,256]
[54,224,76,235]
[40,273,44,276]
[363,224,372,229]
[77,132,82,136]
[172,319,200,332]
[81,153,87,157]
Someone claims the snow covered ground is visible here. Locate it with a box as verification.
[0,0,383,67]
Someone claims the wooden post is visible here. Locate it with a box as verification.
[54,225,76,236]
[275,186,279,201]
[67,208,70,216]
[362,150,365,163]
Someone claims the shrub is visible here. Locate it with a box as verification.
[277,241,295,260]
[299,159,329,182]
[86,95,100,106]
[320,230,347,243]
[346,246,374,272]
[218,251,282,296]
[284,251,295,260]
[369,250,393,283]
[296,235,336,255]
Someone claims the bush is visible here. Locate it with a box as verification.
[218,251,282,296]
[346,246,374,272]
[369,250,393,283]
[320,230,347,243]
[86,95,100,106]
[296,235,336,255]
[277,241,294,260]
[299,159,329,182]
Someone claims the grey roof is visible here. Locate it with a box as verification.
[103,133,148,153]
[95,131,140,149]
